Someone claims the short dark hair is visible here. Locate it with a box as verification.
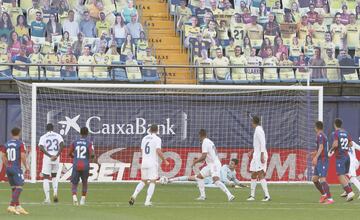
[315,121,323,130]
[231,158,239,165]
[80,127,89,136]
[150,124,158,133]
[334,118,342,128]
[11,127,21,136]
[199,129,207,137]
[252,116,260,125]
[46,123,54,131]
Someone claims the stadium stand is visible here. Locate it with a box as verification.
[0,0,360,84]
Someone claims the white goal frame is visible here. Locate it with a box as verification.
[29,83,323,183]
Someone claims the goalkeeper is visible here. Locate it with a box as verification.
[169,158,247,188]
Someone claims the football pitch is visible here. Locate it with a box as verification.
[0,183,359,220]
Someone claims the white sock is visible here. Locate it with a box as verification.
[145,183,155,203]
[350,177,360,192]
[260,179,270,197]
[250,179,257,197]
[214,180,232,197]
[52,177,58,196]
[132,181,145,199]
[195,177,206,198]
[43,179,50,201]
[72,194,78,201]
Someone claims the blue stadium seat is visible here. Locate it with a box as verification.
[142,68,160,82]
[111,68,128,81]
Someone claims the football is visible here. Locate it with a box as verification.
[159,176,169,185]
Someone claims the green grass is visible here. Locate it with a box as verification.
[0,183,359,220]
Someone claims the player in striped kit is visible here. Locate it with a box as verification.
[1,127,29,215]
[69,127,95,206]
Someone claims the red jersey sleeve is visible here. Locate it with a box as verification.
[333,131,339,141]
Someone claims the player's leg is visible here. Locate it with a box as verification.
[319,177,333,204]
[41,160,51,204]
[258,170,270,201]
[51,163,60,203]
[337,158,354,201]
[70,169,80,205]
[79,170,90,205]
[145,179,156,206]
[348,161,360,195]
[144,166,159,206]
[248,159,258,200]
[195,166,211,200]
[211,164,234,201]
[12,169,28,215]
[6,169,20,215]
[247,171,257,201]
[169,175,193,182]
[312,162,327,203]
[129,167,148,205]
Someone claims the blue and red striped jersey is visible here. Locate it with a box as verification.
[69,138,93,171]
[333,129,352,158]
[0,139,25,168]
[316,132,328,161]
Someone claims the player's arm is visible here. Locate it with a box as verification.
[0,146,7,167]
[68,143,74,158]
[54,141,65,159]
[89,143,96,161]
[259,131,266,163]
[192,153,207,166]
[156,148,169,166]
[312,143,323,166]
[20,144,29,171]
[39,144,53,158]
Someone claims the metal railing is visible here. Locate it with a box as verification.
[1,63,360,85]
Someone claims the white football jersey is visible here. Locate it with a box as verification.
[349,141,360,163]
[253,126,268,160]
[38,131,64,157]
[141,133,162,168]
[201,138,221,165]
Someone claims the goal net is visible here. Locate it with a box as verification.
[16,82,323,183]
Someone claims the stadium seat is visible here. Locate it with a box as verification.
[343,72,360,83]
[111,67,129,82]
[142,68,160,82]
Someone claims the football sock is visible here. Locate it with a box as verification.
[350,177,360,192]
[195,177,206,198]
[343,184,353,194]
[320,181,331,198]
[250,179,257,197]
[43,179,50,201]
[260,179,270,198]
[52,177,58,196]
[72,184,78,195]
[82,181,88,196]
[11,188,22,206]
[145,183,155,203]
[313,181,325,195]
[214,180,232,197]
[132,181,145,199]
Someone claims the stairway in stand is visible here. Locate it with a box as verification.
[136,0,196,84]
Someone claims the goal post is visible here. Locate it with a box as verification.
[16,82,323,183]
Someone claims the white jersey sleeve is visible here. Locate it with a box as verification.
[141,134,161,168]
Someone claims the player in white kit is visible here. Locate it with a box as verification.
[129,124,169,206]
[247,116,271,201]
[192,129,235,201]
[38,123,65,204]
[340,141,360,199]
